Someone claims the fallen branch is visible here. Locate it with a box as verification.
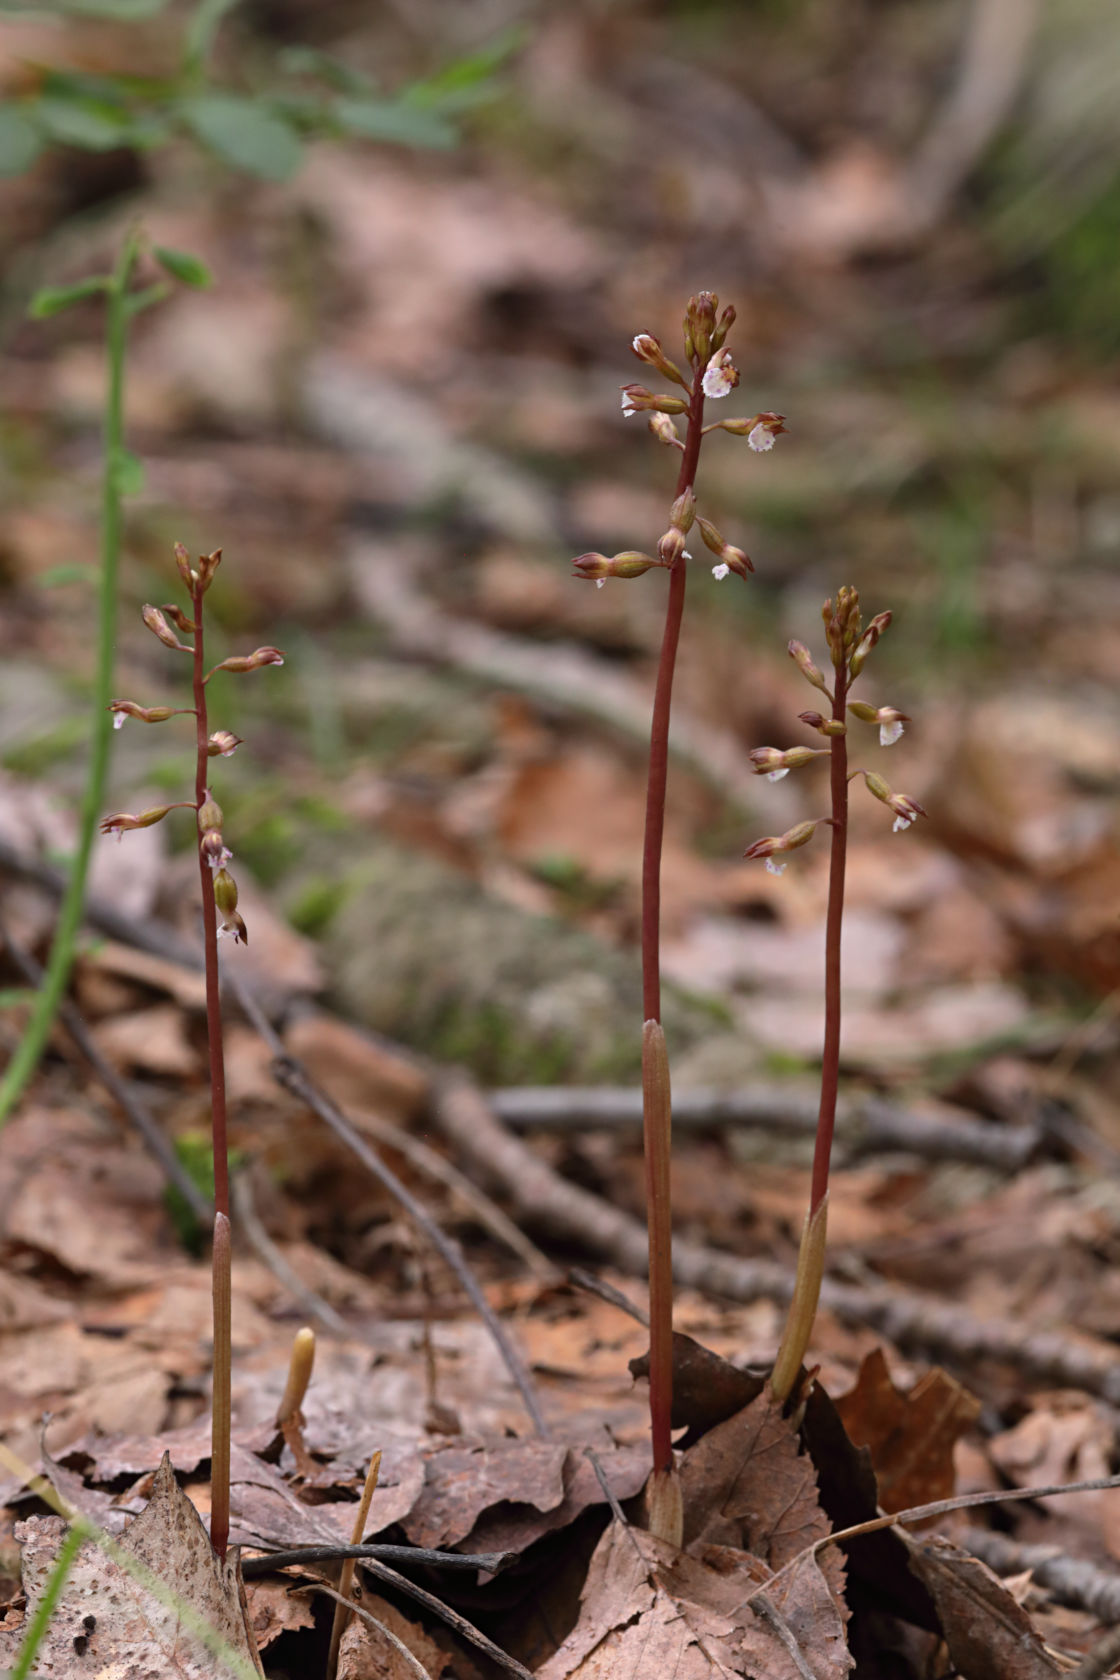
[960,1526,1120,1625]
[435,1076,1120,1404]
[489,1083,1041,1171]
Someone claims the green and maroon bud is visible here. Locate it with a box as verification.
[207,730,244,757]
[99,805,177,839]
[849,610,892,676]
[196,547,223,591]
[174,541,195,589]
[848,701,909,745]
[142,604,191,652]
[108,700,180,730]
[788,640,830,695]
[697,517,753,579]
[572,550,660,584]
[213,867,238,918]
[197,796,223,834]
[710,303,736,352]
[744,819,821,875]
[158,602,196,635]
[749,745,828,781]
[669,488,696,533]
[211,647,285,675]
[657,526,687,566]
[631,333,687,388]
[648,412,682,448]
[684,292,718,363]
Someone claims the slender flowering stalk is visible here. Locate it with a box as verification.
[573,296,783,1536]
[100,542,282,1555]
[745,589,925,1403]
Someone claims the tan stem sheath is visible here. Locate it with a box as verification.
[275,1327,316,1430]
[769,1193,829,1405]
[645,1462,683,1549]
[210,1211,232,1559]
[642,1019,674,1476]
[327,1450,383,1680]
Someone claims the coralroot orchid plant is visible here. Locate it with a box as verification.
[745,587,926,1405]
[101,543,284,1559]
[571,293,785,1543]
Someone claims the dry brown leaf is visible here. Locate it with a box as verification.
[243,1575,317,1652]
[91,1001,200,1076]
[401,1438,569,1551]
[337,1591,448,1679]
[903,1532,1060,1680]
[536,1518,852,1680]
[0,1453,263,1677]
[284,1011,429,1121]
[834,1347,980,1514]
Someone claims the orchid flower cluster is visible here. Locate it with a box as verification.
[744,586,926,876]
[572,293,785,594]
[100,544,284,945]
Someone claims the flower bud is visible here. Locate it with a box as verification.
[213,867,238,917]
[620,384,688,418]
[860,771,927,832]
[158,602,196,635]
[701,349,740,400]
[99,805,175,840]
[685,292,718,362]
[631,333,687,388]
[749,745,827,781]
[108,700,179,730]
[201,830,232,871]
[711,410,788,444]
[849,610,892,676]
[211,647,285,675]
[142,605,190,652]
[197,797,223,833]
[572,551,660,582]
[217,909,248,945]
[788,640,830,695]
[743,819,820,875]
[697,517,754,578]
[710,304,736,352]
[669,488,695,533]
[197,548,223,591]
[657,527,687,566]
[648,412,682,448]
[174,542,195,588]
[848,701,908,745]
[207,730,244,757]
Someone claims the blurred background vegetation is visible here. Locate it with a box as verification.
[3,0,1119,1089]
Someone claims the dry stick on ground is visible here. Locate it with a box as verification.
[1066,1621,1120,1680]
[961,1527,1120,1625]
[229,975,548,1438]
[435,1076,1120,1404]
[490,1084,1042,1171]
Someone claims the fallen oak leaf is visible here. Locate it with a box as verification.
[834,1347,980,1515]
[0,1453,263,1677]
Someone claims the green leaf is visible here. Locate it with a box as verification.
[9,0,172,17]
[153,244,213,288]
[29,275,111,318]
[407,27,523,112]
[122,281,170,317]
[181,92,304,179]
[35,94,135,151]
[109,447,146,497]
[184,0,242,70]
[278,46,373,96]
[0,103,43,176]
[332,95,456,150]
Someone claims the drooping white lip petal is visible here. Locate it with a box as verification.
[596,579,606,589]
[711,563,730,581]
[113,713,126,729]
[621,395,637,416]
[748,423,775,452]
[766,767,790,782]
[880,720,904,746]
[765,857,787,875]
[892,815,913,832]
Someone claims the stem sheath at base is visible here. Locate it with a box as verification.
[769,1192,829,1406]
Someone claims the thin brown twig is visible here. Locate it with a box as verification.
[229,975,549,1438]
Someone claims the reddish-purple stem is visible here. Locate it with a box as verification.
[641,373,706,1477]
[809,663,849,1216]
[191,586,229,1221]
